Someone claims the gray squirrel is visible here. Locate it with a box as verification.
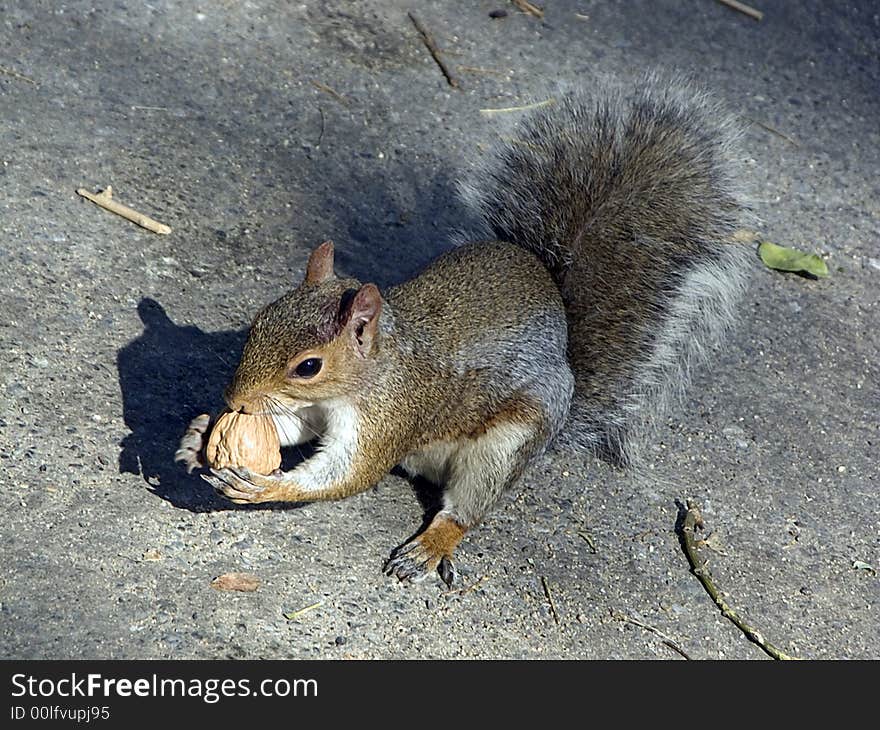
[176,75,751,586]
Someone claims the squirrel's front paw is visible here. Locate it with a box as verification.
[203,467,286,504]
[384,514,467,587]
[174,413,212,473]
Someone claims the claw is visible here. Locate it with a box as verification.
[438,556,456,587]
[384,538,454,585]
[384,514,467,586]
[206,467,285,504]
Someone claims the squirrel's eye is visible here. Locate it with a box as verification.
[293,357,322,379]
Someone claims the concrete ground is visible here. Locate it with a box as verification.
[1,0,877,659]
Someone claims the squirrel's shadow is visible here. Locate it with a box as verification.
[117,298,298,512]
[116,167,474,513]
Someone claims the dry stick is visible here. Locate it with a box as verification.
[0,65,37,85]
[408,12,459,88]
[315,105,326,148]
[511,0,544,19]
[76,186,171,235]
[612,612,691,660]
[717,0,763,21]
[540,576,560,624]
[310,80,349,105]
[749,118,799,147]
[577,530,598,554]
[680,499,799,660]
[283,601,322,621]
[443,574,488,597]
[479,98,555,116]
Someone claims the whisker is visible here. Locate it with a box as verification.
[266,395,328,446]
[251,396,304,445]
[257,398,312,468]
[272,405,297,446]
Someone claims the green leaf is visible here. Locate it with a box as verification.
[852,560,876,575]
[758,241,829,278]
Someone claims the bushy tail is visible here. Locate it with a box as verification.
[459,75,752,466]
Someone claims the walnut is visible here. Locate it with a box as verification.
[205,410,281,475]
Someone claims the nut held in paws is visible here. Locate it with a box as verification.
[205,410,281,475]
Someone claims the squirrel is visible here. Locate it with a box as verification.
[175,75,751,586]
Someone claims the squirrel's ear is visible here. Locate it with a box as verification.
[305,240,335,284]
[339,284,382,358]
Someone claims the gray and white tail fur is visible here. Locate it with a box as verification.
[459,74,753,467]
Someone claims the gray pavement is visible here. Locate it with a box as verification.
[1,0,877,659]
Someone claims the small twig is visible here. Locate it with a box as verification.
[612,611,691,660]
[0,65,37,85]
[442,574,488,597]
[540,576,560,624]
[679,499,799,660]
[575,13,589,21]
[310,80,349,105]
[315,105,325,148]
[408,12,459,88]
[76,186,171,235]
[131,105,170,112]
[511,0,544,19]
[661,640,691,660]
[479,98,555,116]
[748,118,799,147]
[577,530,598,554]
[283,601,322,620]
[717,0,763,21]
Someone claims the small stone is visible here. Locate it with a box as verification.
[334,636,347,646]
[489,9,508,19]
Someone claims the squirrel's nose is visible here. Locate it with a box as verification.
[223,385,247,414]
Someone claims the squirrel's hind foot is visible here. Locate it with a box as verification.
[384,513,466,587]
